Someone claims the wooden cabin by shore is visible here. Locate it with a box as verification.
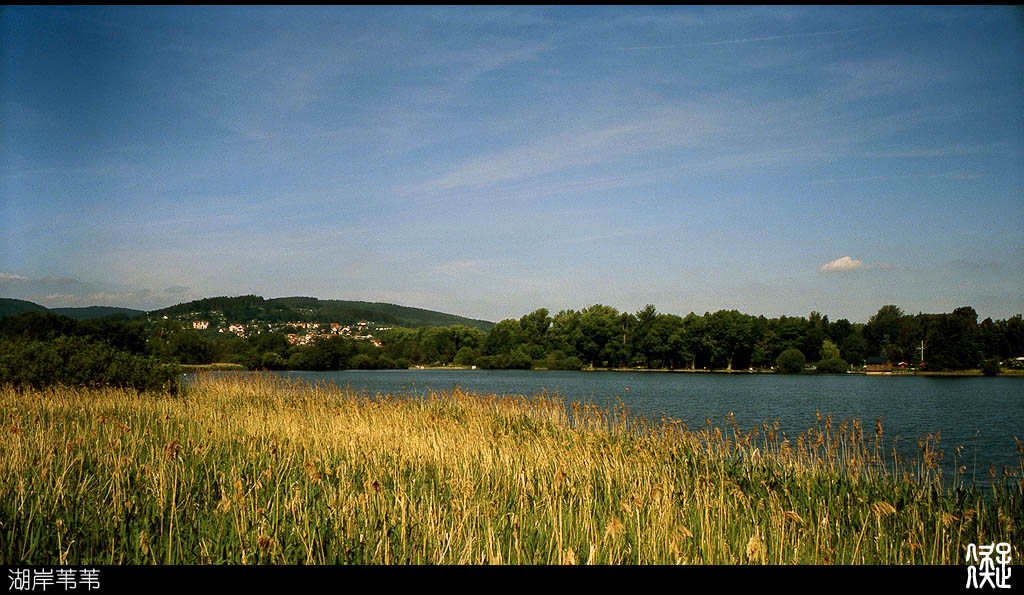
[865,356,893,375]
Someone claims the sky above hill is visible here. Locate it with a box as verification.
[2,6,1022,323]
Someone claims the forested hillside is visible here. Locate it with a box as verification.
[0,298,143,321]
[149,295,493,331]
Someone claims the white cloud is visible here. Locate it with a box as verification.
[819,256,867,273]
[41,291,146,307]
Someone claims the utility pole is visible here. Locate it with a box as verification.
[917,340,925,365]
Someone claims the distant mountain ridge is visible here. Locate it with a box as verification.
[0,298,143,321]
[0,296,494,331]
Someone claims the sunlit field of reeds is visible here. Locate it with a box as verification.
[2,372,1020,565]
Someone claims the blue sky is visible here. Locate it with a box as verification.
[2,6,1022,323]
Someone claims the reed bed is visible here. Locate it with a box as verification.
[1,372,1020,565]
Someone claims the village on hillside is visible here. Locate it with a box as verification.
[167,311,390,347]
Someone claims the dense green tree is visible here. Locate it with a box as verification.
[420,326,456,363]
[619,312,637,352]
[655,315,689,369]
[802,317,829,362]
[774,317,807,356]
[706,310,756,370]
[451,325,487,352]
[776,348,806,373]
[840,332,868,366]
[484,319,521,357]
[925,307,980,370]
[982,357,1001,376]
[576,305,621,367]
[546,310,580,356]
[680,313,710,369]
[865,305,905,356]
[631,304,659,365]
[816,357,850,374]
[453,346,479,366]
[632,313,681,368]
[751,322,778,369]
[260,351,286,370]
[883,343,904,363]
[1001,315,1024,358]
[168,329,213,365]
[249,331,290,357]
[351,353,377,369]
[380,328,423,362]
[828,318,853,346]
[821,339,841,361]
[519,308,551,341]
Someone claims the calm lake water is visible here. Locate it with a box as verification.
[260,369,1023,489]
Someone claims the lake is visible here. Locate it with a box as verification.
[259,369,1022,489]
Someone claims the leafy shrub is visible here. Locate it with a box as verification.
[474,355,504,370]
[0,336,180,393]
[350,353,377,369]
[375,355,398,369]
[260,351,286,370]
[982,357,1002,377]
[776,348,806,374]
[452,346,477,366]
[816,357,850,374]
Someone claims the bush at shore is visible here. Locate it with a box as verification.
[816,357,850,374]
[0,336,180,393]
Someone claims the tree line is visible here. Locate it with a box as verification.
[128,303,1024,372]
[2,305,1022,388]
[387,304,1022,372]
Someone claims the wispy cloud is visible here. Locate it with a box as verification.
[0,272,189,309]
[431,260,483,277]
[42,291,151,307]
[401,102,729,198]
[702,26,865,46]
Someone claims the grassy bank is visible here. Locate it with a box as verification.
[1,373,1020,565]
[180,363,247,372]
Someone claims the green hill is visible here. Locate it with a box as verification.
[149,295,494,331]
[50,306,145,320]
[0,298,50,319]
[1,295,492,330]
[0,299,144,321]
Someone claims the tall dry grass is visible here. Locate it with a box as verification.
[1,372,1020,564]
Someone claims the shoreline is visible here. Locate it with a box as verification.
[197,363,1024,377]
